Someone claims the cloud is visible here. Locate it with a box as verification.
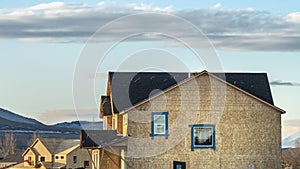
[38,108,99,124]
[212,3,222,9]
[270,80,300,86]
[0,2,300,51]
[283,119,300,138]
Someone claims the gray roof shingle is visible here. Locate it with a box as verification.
[108,71,274,114]
[81,130,126,148]
[39,138,79,154]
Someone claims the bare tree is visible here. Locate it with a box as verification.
[0,133,16,157]
[282,140,300,169]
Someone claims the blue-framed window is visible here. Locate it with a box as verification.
[150,112,168,139]
[190,124,215,151]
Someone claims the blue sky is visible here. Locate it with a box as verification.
[0,1,299,138]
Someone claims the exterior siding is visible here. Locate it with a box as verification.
[92,149,121,169]
[124,74,282,169]
[30,141,52,162]
[105,116,113,130]
[117,114,123,134]
[24,149,36,167]
[66,147,91,169]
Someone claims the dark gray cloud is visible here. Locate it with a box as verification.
[0,2,300,51]
[270,80,300,86]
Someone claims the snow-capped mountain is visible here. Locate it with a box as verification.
[282,131,300,148]
[0,108,103,153]
[0,108,42,125]
[52,121,103,130]
[0,108,102,133]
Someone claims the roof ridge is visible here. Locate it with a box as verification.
[120,71,285,114]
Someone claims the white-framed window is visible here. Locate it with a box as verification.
[150,112,168,139]
[93,151,99,169]
[123,114,128,125]
[112,116,117,130]
[103,118,106,130]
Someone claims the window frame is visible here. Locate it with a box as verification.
[40,156,45,162]
[190,124,215,151]
[73,156,77,163]
[150,112,168,139]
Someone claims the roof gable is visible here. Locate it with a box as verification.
[39,138,79,154]
[112,70,285,113]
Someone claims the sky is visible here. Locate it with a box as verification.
[0,1,299,139]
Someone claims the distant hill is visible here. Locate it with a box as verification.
[0,108,102,153]
[0,108,102,133]
[51,121,103,130]
[283,131,300,148]
[0,108,42,125]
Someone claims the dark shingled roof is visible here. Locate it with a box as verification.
[109,72,188,113]
[108,71,274,114]
[212,73,274,105]
[81,130,126,148]
[39,138,79,154]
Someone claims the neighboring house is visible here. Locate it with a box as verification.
[23,138,91,169]
[81,70,285,169]
[0,153,23,169]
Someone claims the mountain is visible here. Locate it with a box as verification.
[283,131,300,148]
[0,108,103,153]
[0,108,102,133]
[0,108,42,125]
[52,121,103,130]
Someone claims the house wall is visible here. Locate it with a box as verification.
[122,114,128,136]
[117,114,123,134]
[66,147,91,169]
[124,74,282,169]
[31,141,52,162]
[92,149,121,169]
[23,149,36,167]
[104,116,113,130]
[54,154,67,165]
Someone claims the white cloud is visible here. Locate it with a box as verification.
[28,1,66,10]
[97,1,105,6]
[283,119,300,138]
[125,3,173,12]
[286,12,300,23]
[246,7,254,12]
[0,2,299,51]
[212,3,222,9]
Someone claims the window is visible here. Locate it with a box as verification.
[73,156,77,163]
[61,156,64,159]
[190,124,215,151]
[93,152,99,169]
[55,156,59,159]
[112,116,116,130]
[40,156,45,162]
[173,161,186,169]
[84,161,89,168]
[150,112,168,139]
[123,114,128,125]
[28,156,33,165]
